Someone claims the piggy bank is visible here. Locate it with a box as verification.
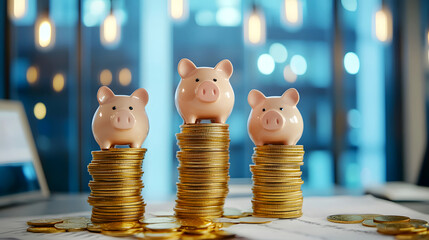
[92,86,149,149]
[175,58,235,124]
[247,88,303,146]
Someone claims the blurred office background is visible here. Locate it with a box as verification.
[1,0,428,199]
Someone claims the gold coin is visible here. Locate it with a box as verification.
[102,229,141,237]
[410,219,429,225]
[358,214,382,220]
[144,223,181,231]
[27,218,63,226]
[141,231,181,239]
[395,233,429,240]
[377,223,414,235]
[374,215,411,224]
[87,223,103,232]
[362,219,378,227]
[140,217,177,224]
[54,222,87,231]
[62,216,91,224]
[327,214,364,224]
[178,218,212,228]
[92,217,140,223]
[100,221,138,230]
[27,226,66,233]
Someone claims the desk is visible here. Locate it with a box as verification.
[0,194,428,239]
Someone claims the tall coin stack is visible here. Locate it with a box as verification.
[175,123,230,220]
[251,145,304,219]
[88,148,147,223]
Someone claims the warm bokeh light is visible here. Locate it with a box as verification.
[282,0,302,27]
[34,102,47,120]
[118,68,132,86]
[100,13,121,47]
[26,66,39,84]
[375,8,392,42]
[52,73,65,92]
[169,0,188,21]
[283,65,297,83]
[244,7,266,45]
[35,15,56,50]
[8,0,28,20]
[99,69,113,86]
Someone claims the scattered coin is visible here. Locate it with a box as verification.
[27,227,66,233]
[377,223,414,235]
[374,215,411,224]
[54,222,87,231]
[327,214,364,224]
[27,218,63,227]
[100,221,137,231]
[362,219,378,227]
[144,223,181,231]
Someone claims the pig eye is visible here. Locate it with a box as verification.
[213,79,217,82]
[112,106,116,110]
[262,108,266,112]
[195,78,199,82]
[129,106,133,110]
[280,107,284,111]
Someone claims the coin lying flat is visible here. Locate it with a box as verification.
[144,223,181,231]
[377,223,414,235]
[54,222,87,231]
[27,227,66,233]
[27,218,63,227]
[102,229,141,237]
[327,214,364,224]
[100,221,137,230]
[87,223,102,233]
[374,215,410,224]
[362,219,378,227]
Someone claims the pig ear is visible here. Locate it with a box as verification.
[97,86,115,105]
[248,89,266,109]
[281,88,300,106]
[178,58,197,78]
[214,59,233,79]
[131,88,149,107]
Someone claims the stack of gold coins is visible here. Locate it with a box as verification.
[88,148,147,223]
[175,123,230,220]
[251,145,304,219]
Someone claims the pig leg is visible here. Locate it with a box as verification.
[184,115,197,124]
[214,116,227,124]
[100,141,112,150]
[254,139,265,147]
[130,142,143,148]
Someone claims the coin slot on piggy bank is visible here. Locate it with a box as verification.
[175,58,235,124]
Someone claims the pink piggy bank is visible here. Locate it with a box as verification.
[247,88,303,146]
[92,86,149,149]
[175,58,235,124]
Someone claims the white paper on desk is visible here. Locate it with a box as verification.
[0,195,428,240]
[224,195,429,240]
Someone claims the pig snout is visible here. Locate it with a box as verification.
[261,110,284,131]
[196,81,220,103]
[111,110,136,130]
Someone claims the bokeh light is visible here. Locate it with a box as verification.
[26,66,39,84]
[290,55,307,75]
[257,54,275,75]
[52,73,65,92]
[34,102,47,120]
[341,0,357,12]
[283,65,297,83]
[99,69,112,86]
[269,43,288,63]
[344,52,360,75]
[119,68,132,86]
